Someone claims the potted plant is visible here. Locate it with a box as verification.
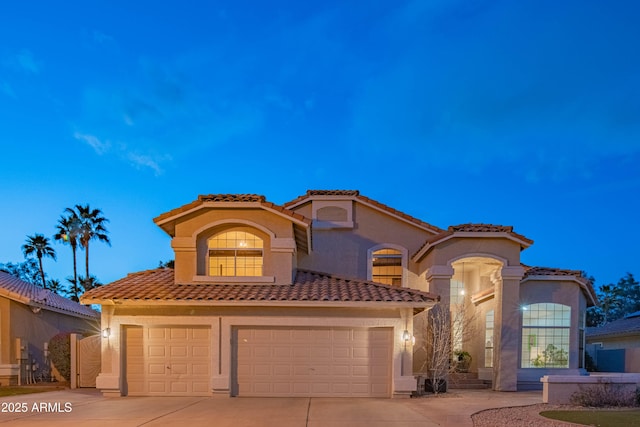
[454,350,472,373]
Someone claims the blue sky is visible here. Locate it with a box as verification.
[1,0,639,290]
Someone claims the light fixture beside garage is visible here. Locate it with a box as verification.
[102,328,111,338]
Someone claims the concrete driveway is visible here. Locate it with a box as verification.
[0,389,543,427]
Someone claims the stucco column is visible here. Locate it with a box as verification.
[95,306,121,397]
[492,265,524,391]
[424,265,454,305]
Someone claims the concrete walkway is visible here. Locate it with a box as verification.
[0,389,543,426]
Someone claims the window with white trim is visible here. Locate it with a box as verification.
[208,230,263,276]
[521,303,570,368]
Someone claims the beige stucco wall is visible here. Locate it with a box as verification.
[170,208,297,284]
[517,279,588,385]
[0,298,10,366]
[296,202,434,290]
[96,304,418,397]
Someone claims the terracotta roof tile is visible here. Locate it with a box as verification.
[284,190,443,233]
[198,194,266,203]
[523,266,584,277]
[523,266,598,306]
[81,268,438,305]
[413,223,533,259]
[154,194,311,226]
[0,270,99,319]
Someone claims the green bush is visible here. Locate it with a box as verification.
[48,333,71,381]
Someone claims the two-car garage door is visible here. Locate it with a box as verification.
[235,327,392,397]
[124,325,392,397]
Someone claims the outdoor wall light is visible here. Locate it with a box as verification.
[402,330,411,342]
[102,328,111,338]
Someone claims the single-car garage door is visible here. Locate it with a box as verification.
[235,327,392,397]
[125,326,211,396]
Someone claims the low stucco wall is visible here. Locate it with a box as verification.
[0,364,19,386]
[541,374,640,404]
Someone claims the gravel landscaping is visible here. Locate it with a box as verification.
[473,404,586,427]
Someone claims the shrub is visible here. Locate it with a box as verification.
[569,380,638,407]
[48,333,71,381]
[584,352,598,372]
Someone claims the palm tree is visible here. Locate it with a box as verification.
[22,234,56,288]
[79,275,102,292]
[74,204,110,279]
[46,278,68,296]
[54,211,82,300]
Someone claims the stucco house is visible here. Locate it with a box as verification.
[0,270,100,385]
[81,190,597,397]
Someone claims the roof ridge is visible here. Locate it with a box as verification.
[283,190,443,233]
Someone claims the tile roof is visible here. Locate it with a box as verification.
[284,190,443,234]
[153,194,310,226]
[586,314,640,339]
[198,194,266,203]
[413,223,533,260]
[0,270,99,319]
[524,266,584,277]
[81,268,439,305]
[523,266,598,307]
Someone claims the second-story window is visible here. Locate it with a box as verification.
[371,248,402,286]
[208,230,263,276]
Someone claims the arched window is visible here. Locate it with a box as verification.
[371,248,403,286]
[208,230,263,276]
[521,303,570,368]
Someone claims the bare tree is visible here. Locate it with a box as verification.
[416,299,477,394]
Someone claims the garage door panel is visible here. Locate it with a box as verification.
[126,326,211,396]
[311,346,331,359]
[148,381,166,393]
[333,330,351,342]
[148,363,166,375]
[170,346,187,357]
[192,363,210,375]
[170,382,187,393]
[148,328,166,340]
[192,346,210,357]
[236,327,391,397]
[170,328,187,339]
[273,346,291,358]
[332,347,350,358]
[293,347,310,358]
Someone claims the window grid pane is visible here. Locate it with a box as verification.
[521,303,571,368]
[208,231,264,276]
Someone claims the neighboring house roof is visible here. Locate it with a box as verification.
[586,313,640,340]
[80,268,439,308]
[412,223,534,261]
[153,194,312,253]
[0,270,99,319]
[284,190,443,234]
[522,265,598,307]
